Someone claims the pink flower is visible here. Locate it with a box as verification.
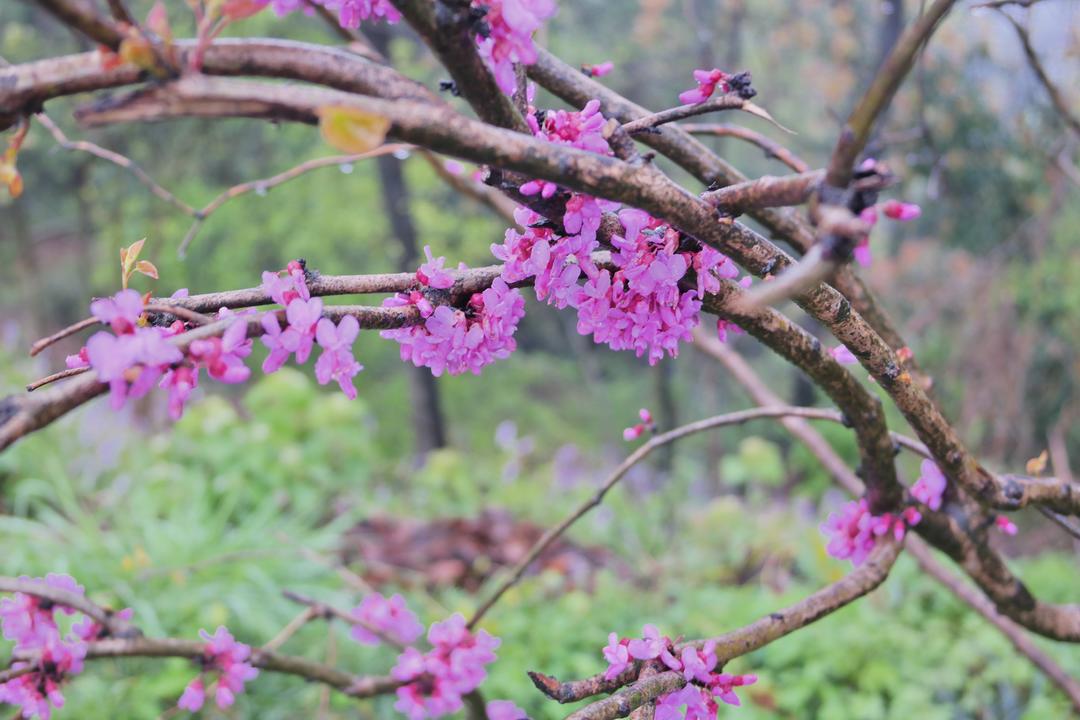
[623,408,654,441]
[583,60,614,77]
[86,327,183,411]
[656,685,713,720]
[830,345,858,365]
[381,278,525,377]
[417,246,455,289]
[260,297,324,372]
[711,672,757,707]
[627,624,667,660]
[90,288,144,334]
[679,642,718,684]
[314,316,363,399]
[392,614,501,719]
[473,0,557,94]
[160,366,198,420]
[995,515,1018,536]
[678,68,730,105]
[882,200,921,221]
[911,460,947,511]
[188,312,252,385]
[602,632,630,680]
[822,498,922,566]
[65,347,90,369]
[177,677,206,712]
[178,627,258,712]
[261,261,310,306]
[486,700,528,720]
[0,575,91,719]
[350,593,423,646]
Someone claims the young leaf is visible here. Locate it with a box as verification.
[136,260,159,280]
[317,106,391,154]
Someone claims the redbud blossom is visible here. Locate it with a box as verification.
[486,700,528,720]
[0,575,92,719]
[830,345,858,365]
[391,614,500,719]
[678,68,730,105]
[350,593,423,646]
[177,627,258,712]
[995,515,1019,535]
[882,200,922,221]
[583,60,614,77]
[473,0,558,95]
[911,460,947,511]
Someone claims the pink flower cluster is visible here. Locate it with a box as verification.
[258,0,400,29]
[67,288,253,420]
[381,247,525,376]
[0,575,91,719]
[261,261,363,398]
[821,498,922,566]
[678,68,733,105]
[520,99,612,199]
[391,614,501,719]
[573,209,738,364]
[74,289,183,411]
[177,627,259,712]
[473,0,557,94]
[350,593,424,646]
[911,460,947,511]
[603,626,758,717]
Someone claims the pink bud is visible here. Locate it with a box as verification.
[882,200,921,221]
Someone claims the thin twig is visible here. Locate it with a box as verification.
[621,95,749,134]
[261,607,320,654]
[26,366,90,392]
[680,123,810,172]
[998,12,1080,137]
[36,113,197,216]
[178,144,413,256]
[29,317,100,357]
[468,405,868,629]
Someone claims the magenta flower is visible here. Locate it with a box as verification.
[177,677,205,712]
[86,327,183,410]
[678,68,731,105]
[473,0,557,94]
[65,347,90,369]
[602,632,630,680]
[486,699,528,720]
[656,685,713,720]
[392,614,501,719]
[882,200,922,221]
[623,408,654,441]
[350,593,423,646]
[381,278,525,377]
[583,60,614,78]
[627,624,666,660]
[417,246,455,289]
[90,288,144,334]
[160,366,198,420]
[314,316,363,399]
[911,460,947,511]
[830,345,858,365]
[178,627,258,712]
[711,672,758,707]
[995,515,1019,535]
[260,297,323,372]
[0,575,91,720]
[261,260,310,305]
